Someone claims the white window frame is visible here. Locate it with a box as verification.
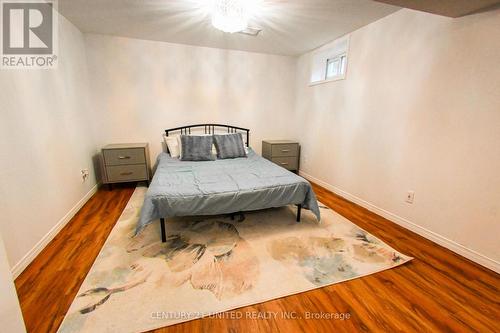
[325,53,347,80]
[309,35,349,86]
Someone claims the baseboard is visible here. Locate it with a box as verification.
[300,171,500,274]
[11,184,99,278]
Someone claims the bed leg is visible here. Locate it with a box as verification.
[296,204,302,222]
[160,218,166,243]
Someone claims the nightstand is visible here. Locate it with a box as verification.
[101,143,151,189]
[262,140,300,172]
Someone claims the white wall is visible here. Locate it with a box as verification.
[0,231,26,333]
[0,14,97,275]
[0,233,26,333]
[293,8,500,271]
[84,34,297,160]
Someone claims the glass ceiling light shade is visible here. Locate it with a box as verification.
[211,0,249,33]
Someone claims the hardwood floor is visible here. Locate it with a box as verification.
[15,183,500,332]
[14,183,136,333]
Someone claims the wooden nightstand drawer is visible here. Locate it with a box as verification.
[271,156,298,171]
[103,148,146,166]
[106,165,148,182]
[271,143,298,157]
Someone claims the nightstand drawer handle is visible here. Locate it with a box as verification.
[118,156,131,159]
[281,149,291,152]
[280,162,289,165]
[120,172,133,176]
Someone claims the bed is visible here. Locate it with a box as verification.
[136,124,321,241]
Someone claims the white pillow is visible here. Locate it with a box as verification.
[177,135,182,158]
[163,135,181,158]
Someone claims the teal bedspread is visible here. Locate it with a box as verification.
[136,148,320,234]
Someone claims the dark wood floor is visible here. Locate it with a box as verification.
[15,183,500,333]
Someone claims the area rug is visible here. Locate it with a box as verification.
[58,187,412,333]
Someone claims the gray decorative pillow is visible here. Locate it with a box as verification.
[213,133,247,159]
[180,135,214,161]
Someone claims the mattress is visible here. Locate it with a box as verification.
[135,148,320,234]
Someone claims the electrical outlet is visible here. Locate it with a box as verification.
[81,169,89,182]
[406,190,415,204]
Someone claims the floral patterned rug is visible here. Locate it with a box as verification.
[58,187,412,333]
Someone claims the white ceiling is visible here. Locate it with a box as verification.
[58,0,400,56]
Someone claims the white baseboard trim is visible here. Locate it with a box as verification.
[300,171,500,274]
[11,184,99,278]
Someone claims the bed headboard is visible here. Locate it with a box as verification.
[164,124,250,147]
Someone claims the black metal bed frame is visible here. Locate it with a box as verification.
[165,123,250,148]
[159,123,302,242]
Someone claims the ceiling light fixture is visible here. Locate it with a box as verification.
[211,0,249,33]
[238,26,262,37]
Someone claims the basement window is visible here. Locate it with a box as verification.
[310,35,349,85]
[326,54,347,79]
